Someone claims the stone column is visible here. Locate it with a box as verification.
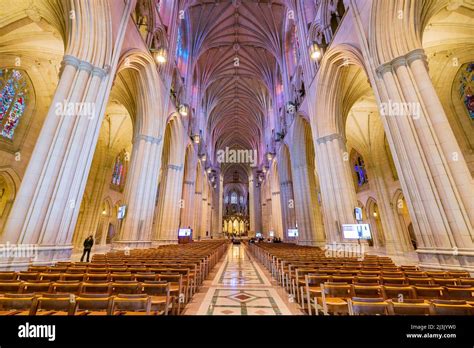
[154,164,185,244]
[114,134,162,249]
[180,156,197,230]
[1,56,110,267]
[375,49,474,270]
[193,190,203,239]
[291,162,326,246]
[279,180,296,242]
[314,134,358,243]
[248,176,256,237]
[217,174,224,237]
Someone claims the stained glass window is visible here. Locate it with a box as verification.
[231,192,237,204]
[353,155,368,187]
[459,62,474,119]
[0,69,27,140]
[111,150,128,192]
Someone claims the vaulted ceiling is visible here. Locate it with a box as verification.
[185,0,287,181]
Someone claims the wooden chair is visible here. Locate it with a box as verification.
[407,277,433,286]
[355,276,381,284]
[432,278,458,286]
[17,272,39,281]
[66,267,87,274]
[39,273,62,282]
[157,274,183,314]
[85,273,109,282]
[32,294,75,315]
[81,281,111,294]
[331,275,354,284]
[0,272,17,281]
[20,281,52,294]
[50,281,82,294]
[304,275,330,315]
[430,300,473,315]
[319,283,353,315]
[0,293,37,315]
[382,285,416,300]
[110,281,140,295]
[448,271,470,279]
[134,273,156,282]
[73,294,113,315]
[445,286,474,301]
[405,271,427,278]
[0,281,22,294]
[348,297,390,315]
[459,278,474,286]
[381,277,407,285]
[112,294,152,315]
[414,286,445,300]
[109,273,133,281]
[388,299,431,315]
[426,271,448,279]
[61,273,85,282]
[352,284,383,298]
[140,281,171,315]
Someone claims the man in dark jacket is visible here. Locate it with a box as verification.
[80,235,94,262]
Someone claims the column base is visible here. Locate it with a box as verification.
[416,247,474,274]
[111,240,153,250]
[0,244,73,271]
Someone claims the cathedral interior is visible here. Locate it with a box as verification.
[0,0,473,332]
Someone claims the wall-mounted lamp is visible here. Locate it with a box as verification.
[179,104,189,116]
[310,42,322,61]
[191,134,200,144]
[200,153,207,162]
[151,47,167,64]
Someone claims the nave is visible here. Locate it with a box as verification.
[184,243,299,315]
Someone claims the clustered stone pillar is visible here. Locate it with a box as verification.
[314,134,358,243]
[154,164,185,244]
[1,55,110,267]
[375,49,474,270]
[248,176,256,237]
[114,134,163,249]
[279,180,295,242]
[291,162,325,246]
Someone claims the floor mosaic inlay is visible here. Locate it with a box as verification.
[193,244,296,315]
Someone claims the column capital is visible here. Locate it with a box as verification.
[134,134,162,145]
[376,49,427,77]
[168,164,183,171]
[62,55,108,80]
[316,132,344,145]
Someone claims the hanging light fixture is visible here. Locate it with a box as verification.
[191,134,200,144]
[310,42,322,61]
[200,153,207,162]
[207,167,212,174]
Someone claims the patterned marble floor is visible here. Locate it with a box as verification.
[183,244,303,315]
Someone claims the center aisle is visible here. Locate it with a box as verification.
[184,243,303,315]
